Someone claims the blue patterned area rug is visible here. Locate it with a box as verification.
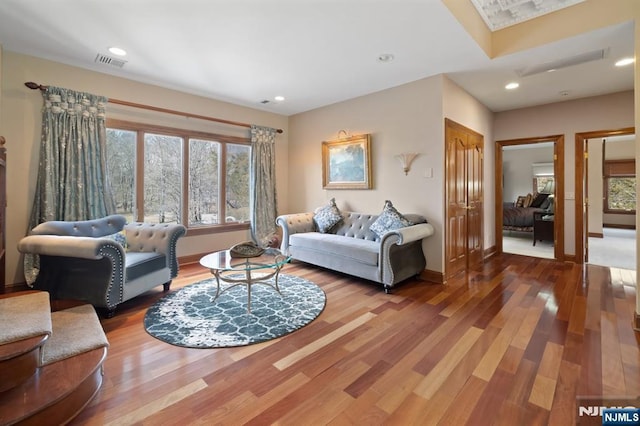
[144,274,326,348]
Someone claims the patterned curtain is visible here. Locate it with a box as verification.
[24,86,113,284]
[250,125,278,247]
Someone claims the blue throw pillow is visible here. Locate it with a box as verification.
[370,200,413,237]
[104,231,127,249]
[313,198,342,233]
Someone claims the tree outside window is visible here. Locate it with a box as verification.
[604,159,636,214]
[225,144,250,223]
[144,134,182,224]
[105,120,251,233]
[105,129,136,222]
[189,139,219,226]
[534,176,554,193]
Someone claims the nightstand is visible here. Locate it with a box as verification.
[533,211,554,246]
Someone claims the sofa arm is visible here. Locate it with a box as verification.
[380,223,435,246]
[18,235,126,308]
[379,223,435,287]
[124,222,187,277]
[18,235,126,260]
[276,213,315,253]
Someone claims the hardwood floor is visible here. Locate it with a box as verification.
[70,253,639,425]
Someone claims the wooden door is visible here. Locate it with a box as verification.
[445,119,484,280]
[0,138,5,292]
[583,144,589,263]
[446,123,468,278]
[466,132,484,266]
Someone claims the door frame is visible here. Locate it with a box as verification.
[495,135,564,260]
[574,127,635,264]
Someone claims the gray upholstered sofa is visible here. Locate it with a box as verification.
[276,211,434,292]
[17,215,186,317]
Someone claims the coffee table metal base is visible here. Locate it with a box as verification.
[210,261,285,313]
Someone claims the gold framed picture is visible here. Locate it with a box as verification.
[322,134,372,189]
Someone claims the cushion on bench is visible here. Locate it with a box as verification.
[289,232,379,266]
[125,252,167,281]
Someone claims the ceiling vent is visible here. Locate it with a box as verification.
[94,53,127,68]
[516,48,608,77]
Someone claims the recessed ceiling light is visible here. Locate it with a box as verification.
[274,95,285,102]
[615,57,635,67]
[108,47,127,56]
[505,82,519,90]
[377,53,394,63]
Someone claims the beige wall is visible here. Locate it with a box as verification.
[494,91,635,257]
[288,74,493,274]
[1,51,289,286]
[289,75,445,273]
[503,145,554,202]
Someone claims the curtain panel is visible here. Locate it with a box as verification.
[24,86,113,284]
[250,125,278,247]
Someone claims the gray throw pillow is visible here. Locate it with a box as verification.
[370,200,414,237]
[530,192,549,208]
[313,198,342,233]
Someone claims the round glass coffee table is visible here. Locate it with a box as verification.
[199,248,291,313]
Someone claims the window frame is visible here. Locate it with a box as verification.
[603,159,636,215]
[106,119,251,236]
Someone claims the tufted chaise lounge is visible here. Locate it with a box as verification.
[276,211,434,292]
[18,215,186,317]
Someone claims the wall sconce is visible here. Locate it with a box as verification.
[395,153,420,175]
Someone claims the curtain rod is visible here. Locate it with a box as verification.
[24,82,283,134]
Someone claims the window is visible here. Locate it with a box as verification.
[604,159,636,214]
[105,129,136,222]
[531,162,554,194]
[534,176,554,193]
[145,133,182,224]
[105,120,251,234]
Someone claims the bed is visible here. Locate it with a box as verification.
[502,193,553,232]
[502,203,546,231]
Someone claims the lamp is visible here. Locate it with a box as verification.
[541,179,555,194]
[395,153,419,175]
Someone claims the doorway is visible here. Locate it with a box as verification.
[444,118,484,281]
[495,135,564,260]
[575,128,636,267]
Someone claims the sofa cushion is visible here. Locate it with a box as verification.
[313,198,342,233]
[370,200,413,237]
[289,233,379,266]
[125,252,167,282]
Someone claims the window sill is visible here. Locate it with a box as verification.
[603,209,636,215]
[186,222,250,236]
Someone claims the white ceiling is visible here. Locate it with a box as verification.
[0,0,634,116]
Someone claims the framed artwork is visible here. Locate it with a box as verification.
[322,134,372,189]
